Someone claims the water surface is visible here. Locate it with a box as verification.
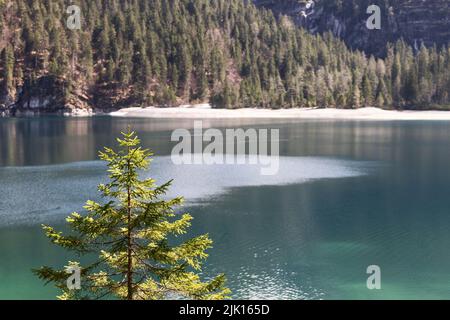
[1,117,450,299]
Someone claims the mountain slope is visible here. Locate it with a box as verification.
[254,0,450,56]
[1,0,450,115]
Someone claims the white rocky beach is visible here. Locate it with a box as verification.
[110,105,450,121]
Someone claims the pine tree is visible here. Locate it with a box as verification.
[1,45,15,96]
[361,74,373,107]
[351,83,361,109]
[404,66,419,106]
[34,131,230,300]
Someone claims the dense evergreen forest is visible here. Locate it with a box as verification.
[1,0,450,113]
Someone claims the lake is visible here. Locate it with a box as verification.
[1,116,450,299]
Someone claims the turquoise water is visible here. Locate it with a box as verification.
[1,117,450,299]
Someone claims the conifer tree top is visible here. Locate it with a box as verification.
[34,130,230,300]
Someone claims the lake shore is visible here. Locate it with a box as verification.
[109,105,450,121]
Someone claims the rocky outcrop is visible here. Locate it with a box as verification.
[254,0,450,56]
[1,76,92,116]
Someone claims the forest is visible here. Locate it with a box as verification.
[1,0,450,112]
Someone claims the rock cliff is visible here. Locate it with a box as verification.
[254,0,450,56]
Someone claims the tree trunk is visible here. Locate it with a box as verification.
[126,158,133,300]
